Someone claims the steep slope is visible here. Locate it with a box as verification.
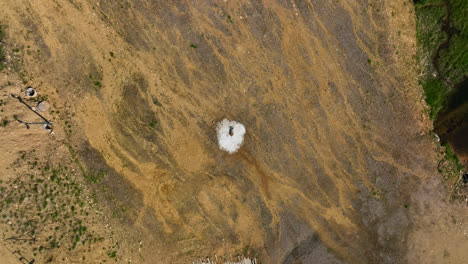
[0,0,466,263]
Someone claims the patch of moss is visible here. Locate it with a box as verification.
[439,1,468,84]
[414,0,468,118]
[421,77,449,119]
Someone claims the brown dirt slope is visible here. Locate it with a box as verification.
[0,0,466,263]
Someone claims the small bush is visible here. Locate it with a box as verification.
[0,46,4,71]
[0,118,9,127]
[149,120,157,128]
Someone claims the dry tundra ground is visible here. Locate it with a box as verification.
[0,0,466,263]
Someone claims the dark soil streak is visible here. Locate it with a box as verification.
[240,151,272,199]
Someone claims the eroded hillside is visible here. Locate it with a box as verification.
[0,0,467,263]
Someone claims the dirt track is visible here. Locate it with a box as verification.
[0,0,467,263]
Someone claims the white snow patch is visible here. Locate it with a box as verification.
[216,119,246,154]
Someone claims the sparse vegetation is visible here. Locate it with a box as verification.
[94,81,102,88]
[0,118,9,127]
[0,46,4,70]
[85,169,107,183]
[89,73,104,91]
[29,94,49,103]
[149,120,158,128]
[0,165,92,259]
[152,98,161,106]
[190,44,197,49]
[227,15,234,24]
[0,25,5,71]
[0,155,120,263]
[437,143,464,195]
[442,143,463,172]
[107,250,117,258]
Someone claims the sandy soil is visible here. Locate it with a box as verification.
[0,0,466,263]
